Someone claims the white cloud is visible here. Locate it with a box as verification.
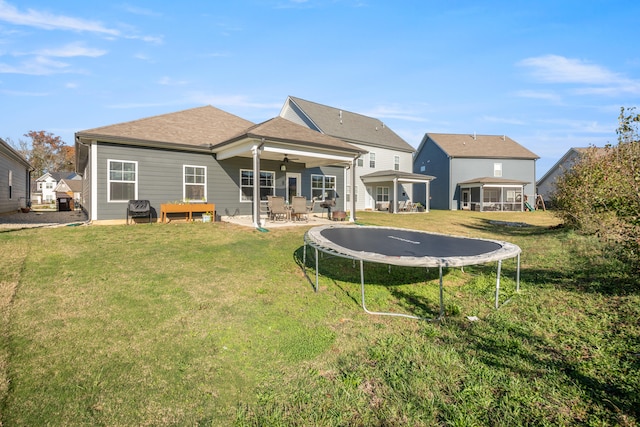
[361,104,429,122]
[0,0,119,36]
[517,54,640,96]
[513,89,561,103]
[0,55,71,75]
[158,76,188,86]
[189,93,281,110]
[33,42,106,58]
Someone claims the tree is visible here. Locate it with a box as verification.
[22,131,74,177]
[552,107,640,271]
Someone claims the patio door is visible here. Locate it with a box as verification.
[286,173,301,203]
[461,189,470,210]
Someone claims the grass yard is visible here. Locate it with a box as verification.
[1,210,638,426]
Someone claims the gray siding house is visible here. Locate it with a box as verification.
[279,96,434,213]
[413,133,539,211]
[75,106,363,226]
[0,137,32,214]
[537,147,605,207]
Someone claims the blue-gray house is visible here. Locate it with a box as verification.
[413,133,539,211]
[75,105,364,226]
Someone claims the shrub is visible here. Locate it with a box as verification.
[552,107,640,272]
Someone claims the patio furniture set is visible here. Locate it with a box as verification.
[265,196,322,222]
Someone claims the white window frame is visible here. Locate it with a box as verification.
[376,186,390,202]
[311,174,336,201]
[107,159,138,202]
[183,165,207,202]
[369,152,376,168]
[357,156,364,167]
[8,170,12,199]
[240,169,275,202]
[394,155,400,171]
[494,162,503,177]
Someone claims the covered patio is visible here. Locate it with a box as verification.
[458,177,529,212]
[360,170,436,214]
[212,117,365,228]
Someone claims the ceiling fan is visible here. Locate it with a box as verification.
[280,154,299,171]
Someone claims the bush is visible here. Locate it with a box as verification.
[552,107,640,272]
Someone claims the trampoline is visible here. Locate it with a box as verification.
[303,225,522,320]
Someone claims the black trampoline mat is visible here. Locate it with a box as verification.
[319,227,502,258]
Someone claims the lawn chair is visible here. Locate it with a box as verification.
[268,196,288,221]
[225,207,240,218]
[291,196,308,222]
[126,200,151,224]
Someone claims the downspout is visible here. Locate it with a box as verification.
[252,140,264,229]
[349,157,357,222]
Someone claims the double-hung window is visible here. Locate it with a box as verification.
[394,155,400,171]
[311,174,336,200]
[369,152,376,168]
[376,186,390,202]
[108,160,137,202]
[184,165,206,201]
[240,169,275,202]
[494,163,503,177]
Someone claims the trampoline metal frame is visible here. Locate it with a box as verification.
[302,225,521,321]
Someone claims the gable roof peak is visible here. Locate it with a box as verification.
[284,96,414,152]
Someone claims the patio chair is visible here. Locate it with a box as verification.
[126,200,151,224]
[291,196,308,222]
[268,196,288,221]
[225,207,240,218]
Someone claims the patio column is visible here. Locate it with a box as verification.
[349,158,357,223]
[425,179,430,213]
[393,176,398,213]
[251,142,263,228]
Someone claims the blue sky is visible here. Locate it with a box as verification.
[1,0,639,178]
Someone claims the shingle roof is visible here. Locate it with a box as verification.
[220,116,363,154]
[76,105,254,148]
[426,133,539,159]
[287,96,415,152]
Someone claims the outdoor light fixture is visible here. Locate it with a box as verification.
[280,163,286,171]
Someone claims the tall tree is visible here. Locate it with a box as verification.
[23,131,74,177]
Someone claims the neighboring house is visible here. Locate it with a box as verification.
[414,133,539,211]
[75,105,363,226]
[0,137,32,214]
[279,96,434,213]
[536,147,606,206]
[54,178,83,208]
[32,171,79,203]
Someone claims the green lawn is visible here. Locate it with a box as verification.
[1,211,638,426]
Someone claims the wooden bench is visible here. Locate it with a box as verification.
[160,203,215,223]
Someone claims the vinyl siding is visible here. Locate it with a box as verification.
[92,142,346,220]
[0,154,29,214]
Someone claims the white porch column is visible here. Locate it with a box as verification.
[393,177,398,213]
[425,180,430,213]
[349,158,357,222]
[251,142,262,228]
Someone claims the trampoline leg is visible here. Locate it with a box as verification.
[315,247,319,292]
[439,265,444,319]
[516,253,520,293]
[495,259,502,309]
